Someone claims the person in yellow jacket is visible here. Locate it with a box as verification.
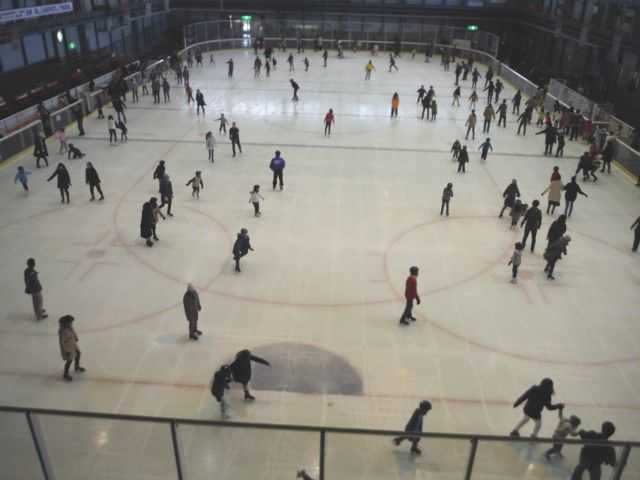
[391,92,400,117]
[364,60,376,80]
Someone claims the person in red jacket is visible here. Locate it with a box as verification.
[324,109,335,136]
[399,266,420,325]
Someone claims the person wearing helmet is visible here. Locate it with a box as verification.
[399,266,420,326]
[510,378,564,437]
[571,421,617,479]
[393,400,432,455]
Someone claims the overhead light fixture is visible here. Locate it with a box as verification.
[56,29,63,43]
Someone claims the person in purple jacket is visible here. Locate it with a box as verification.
[269,150,286,190]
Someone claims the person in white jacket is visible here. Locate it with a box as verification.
[205,131,215,162]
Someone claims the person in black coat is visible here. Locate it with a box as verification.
[571,422,617,480]
[290,79,300,101]
[33,133,49,168]
[211,365,232,419]
[232,228,254,272]
[510,378,563,437]
[393,400,432,455]
[153,160,166,192]
[140,199,155,247]
[112,97,127,124]
[631,216,640,252]
[537,124,557,156]
[159,174,174,216]
[576,153,598,182]
[600,140,614,174]
[547,215,567,249]
[24,258,47,320]
[47,163,71,203]
[563,177,588,217]
[230,349,270,400]
[195,89,206,116]
[520,199,542,252]
[499,179,520,217]
[544,235,571,280]
[85,162,104,201]
[457,146,469,173]
[229,122,242,157]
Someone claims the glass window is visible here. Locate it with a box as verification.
[467,0,485,6]
[445,0,462,5]
[425,0,442,4]
[0,41,24,72]
[23,32,46,64]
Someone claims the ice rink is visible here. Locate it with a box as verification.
[1,48,639,479]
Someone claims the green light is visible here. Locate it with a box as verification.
[68,41,76,50]
[241,15,252,21]
[467,25,479,32]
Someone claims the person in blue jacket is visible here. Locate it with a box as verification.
[14,166,31,192]
[393,400,432,454]
[510,378,564,438]
[270,150,286,190]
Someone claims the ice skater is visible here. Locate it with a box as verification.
[322,49,328,67]
[249,184,264,217]
[287,53,295,71]
[499,180,520,218]
[507,242,524,283]
[24,258,47,320]
[159,174,174,216]
[270,150,286,190]
[364,60,375,80]
[570,421,617,480]
[67,143,85,159]
[229,122,242,157]
[108,115,118,144]
[457,146,469,173]
[14,166,31,193]
[430,99,438,120]
[33,133,48,168]
[150,197,163,242]
[232,228,254,272]
[392,400,432,455]
[440,183,453,216]
[226,58,234,77]
[520,199,542,252]
[162,77,170,102]
[497,99,507,127]
[517,110,529,135]
[324,108,335,136]
[399,266,420,325]
[205,131,215,162]
[388,53,398,72]
[416,85,426,104]
[186,171,204,198]
[631,215,640,252]
[140,199,155,247]
[211,365,232,419]
[230,349,270,400]
[153,160,166,192]
[468,90,478,110]
[85,162,104,201]
[451,140,461,161]
[390,93,399,117]
[58,315,85,382]
[183,283,202,340]
[478,137,493,161]
[195,89,206,116]
[116,119,128,142]
[510,199,527,229]
[512,89,522,114]
[482,104,495,133]
[290,79,300,101]
[556,130,566,157]
[54,127,68,154]
[304,57,310,71]
[215,113,229,135]
[544,407,581,460]
[47,163,71,204]
[510,378,564,438]
[563,177,588,218]
[465,110,476,140]
[543,235,571,280]
[541,170,563,215]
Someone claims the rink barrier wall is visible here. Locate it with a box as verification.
[0,405,637,480]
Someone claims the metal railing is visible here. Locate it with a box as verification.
[1,405,637,480]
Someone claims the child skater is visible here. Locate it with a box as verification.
[249,185,264,217]
[108,115,118,144]
[393,400,432,455]
[186,171,204,198]
[14,166,31,193]
[54,127,68,154]
[211,364,232,420]
[205,131,215,162]
[116,119,128,142]
[440,183,453,216]
[479,137,493,161]
[544,406,581,460]
[67,143,85,159]
[215,113,229,135]
[451,139,461,161]
[510,378,564,438]
[510,199,527,229]
[507,242,523,284]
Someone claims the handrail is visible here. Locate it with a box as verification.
[1,405,638,447]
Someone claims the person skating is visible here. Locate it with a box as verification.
[510,199,527,229]
[544,407,581,460]
[215,113,229,135]
[494,79,504,103]
[186,171,204,199]
[416,85,426,104]
[507,242,524,284]
[116,119,128,142]
[95,94,105,119]
[113,96,127,123]
[47,163,71,204]
[457,146,469,173]
[287,53,295,72]
[264,60,271,77]
[140,199,155,247]
[471,67,481,89]
[232,228,254,272]
[520,200,542,252]
[324,109,335,136]
[185,83,194,105]
[226,58,234,78]
[450,140,461,161]
[24,258,47,320]
[322,49,328,67]
[479,137,493,161]
[388,53,398,72]
[499,179,520,218]
[576,152,598,182]
[15,166,31,193]
[67,143,85,160]
[153,160,166,192]
[482,104,495,133]
[249,185,264,217]
[229,122,242,157]
[537,123,558,156]
[54,127,68,154]
[205,131,215,162]
[452,85,461,107]
[570,421,617,480]
[392,400,432,455]
[546,214,567,249]
[107,115,118,145]
[484,80,495,104]
[289,78,301,102]
[399,266,420,325]
[563,177,588,217]
[468,90,478,110]
[151,77,160,103]
[195,89,206,116]
[253,56,262,77]
[512,89,522,114]
[159,174,174,217]
[544,235,571,280]
[270,150,286,190]
[85,162,104,201]
[600,138,614,174]
[183,283,202,340]
[33,133,48,168]
[510,378,564,437]
[162,77,170,102]
[556,130,566,157]
[390,93,399,118]
[211,365,232,419]
[230,349,270,400]
[58,315,85,381]
[517,110,528,136]
[304,57,310,71]
[497,99,507,127]
[364,60,375,80]
[631,215,640,252]
[465,110,476,140]
[430,99,438,121]
[440,183,453,216]
[541,170,563,215]
[454,63,462,85]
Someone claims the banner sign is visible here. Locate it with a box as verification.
[0,2,73,24]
